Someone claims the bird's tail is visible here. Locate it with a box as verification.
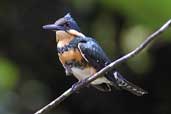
[107,72,148,96]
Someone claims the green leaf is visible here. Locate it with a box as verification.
[0,57,19,90]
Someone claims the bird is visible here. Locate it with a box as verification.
[43,13,147,96]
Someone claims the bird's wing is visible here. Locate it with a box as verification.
[78,38,112,92]
[78,37,147,95]
[78,38,111,70]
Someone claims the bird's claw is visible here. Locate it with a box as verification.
[71,79,88,92]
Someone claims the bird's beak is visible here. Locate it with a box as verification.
[42,24,64,30]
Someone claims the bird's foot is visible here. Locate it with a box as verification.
[71,79,88,92]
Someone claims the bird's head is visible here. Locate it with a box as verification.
[43,13,83,33]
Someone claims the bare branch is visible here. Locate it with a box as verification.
[34,19,171,114]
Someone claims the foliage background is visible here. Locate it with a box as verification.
[0,0,171,114]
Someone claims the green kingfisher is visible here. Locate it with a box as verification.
[43,13,147,96]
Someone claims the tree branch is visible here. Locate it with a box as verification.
[34,19,171,114]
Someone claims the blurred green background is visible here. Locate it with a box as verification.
[0,0,171,114]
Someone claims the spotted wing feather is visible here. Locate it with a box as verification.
[78,38,112,91]
[78,38,111,70]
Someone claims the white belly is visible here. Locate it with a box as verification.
[71,67,110,85]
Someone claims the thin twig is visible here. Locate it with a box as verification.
[35,19,171,114]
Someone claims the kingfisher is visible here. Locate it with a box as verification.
[43,13,147,96]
